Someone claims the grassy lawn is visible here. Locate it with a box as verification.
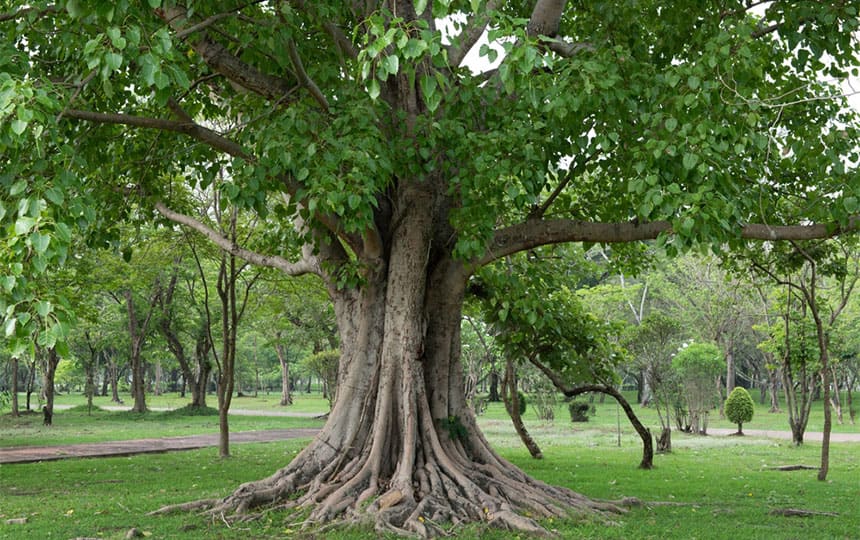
[1,404,858,539]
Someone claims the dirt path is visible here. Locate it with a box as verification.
[52,404,325,418]
[706,427,860,442]
[0,428,320,465]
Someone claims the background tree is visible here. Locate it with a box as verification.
[725,386,755,435]
[3,1,859,535]
[672,342,725,435]
[626,312,684,452]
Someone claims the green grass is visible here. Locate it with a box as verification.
[1,404,859,539]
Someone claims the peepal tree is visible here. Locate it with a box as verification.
[2,0,859,535]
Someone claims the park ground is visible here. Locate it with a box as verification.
[1,391,858,539]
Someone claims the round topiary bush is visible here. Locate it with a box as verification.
[725,386,754,435]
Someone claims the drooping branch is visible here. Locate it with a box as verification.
[480,216,860,267]
[528,356,653,469]
[158,6,299,102]
[447,0,501,68]
[154,201,319,277]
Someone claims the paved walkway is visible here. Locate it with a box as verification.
[0,428,321,464]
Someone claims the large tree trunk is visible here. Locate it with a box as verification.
[158,186,622,536]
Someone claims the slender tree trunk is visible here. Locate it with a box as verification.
[25,359,35,411]
[501,358,543,459]
[725,347,735,394]
[275,338,292,406]
[101,364,109,396]
[768,367,781,413]
[830,366,843,424]
[108,355,121,403]
[10,357,19,417]
[42,348,60,426]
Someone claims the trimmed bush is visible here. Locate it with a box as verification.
[725,386,754,434]
[568,400,590,422]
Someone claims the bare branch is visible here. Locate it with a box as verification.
[155,201,319,277]
[447,1,501,68]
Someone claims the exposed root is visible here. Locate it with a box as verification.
[769,508,839,517]
[148,498,218,515]
[765,465,819,471]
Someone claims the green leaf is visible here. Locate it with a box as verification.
[14,216,35,235]
[682,152,699,171]
[10,119,27,135]
[104,52,123,72]
[10,179,27,196]
[30,232,50,254]
[148,0,161,7]
[44,187,64,205]
[414,0,428,15]
[54,222,71,243]
[367,78,380,100]
[843,196,858,213]
[665,117,678,132]
[687,75,701,90]
[66,0,83,17]
[36,300,53,318]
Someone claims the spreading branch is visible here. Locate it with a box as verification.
[480,216,860,267]
[154,201,319,277]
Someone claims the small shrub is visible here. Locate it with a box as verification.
[725,386,754,434]
[568,399,590,422]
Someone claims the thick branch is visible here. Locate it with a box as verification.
[63,109,252,161]
[480,217,860,267]
[155,201,319,277]
[527,0,566,38]
[159,6,298,102]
